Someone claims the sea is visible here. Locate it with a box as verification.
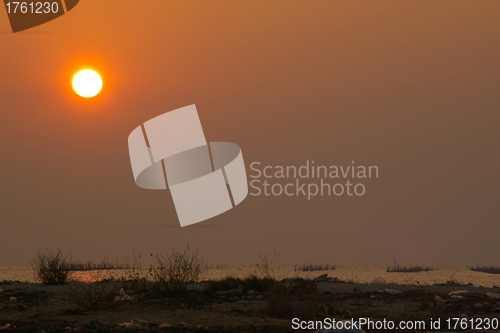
[1,264,499,287]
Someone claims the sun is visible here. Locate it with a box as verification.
[73,69,103,98]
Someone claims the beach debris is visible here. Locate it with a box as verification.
[187,284,204,291]
[380,289,402,294]
[449,290,467,296]
[363,282,372,286]
[282,277,296,283]
[9,297,17,302]
[0,324,14,330]
[474,303,484,307]
[177,322,188,328]
[132,319,149,329]
[486,292,500,299]
[372,277,387,284]
[158,323,171,328]
[451,295,465,300]
[314,274,329,282]
[328,277,341,282]
[114,288,133,302]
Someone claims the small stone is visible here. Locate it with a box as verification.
[9,297,17,303]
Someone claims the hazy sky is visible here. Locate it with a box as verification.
[1,1,499,266]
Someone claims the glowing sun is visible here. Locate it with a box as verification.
[73,69,102,98]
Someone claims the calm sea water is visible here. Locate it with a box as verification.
[1,264,499,287]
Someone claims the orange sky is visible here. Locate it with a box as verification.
[0,1,499,266]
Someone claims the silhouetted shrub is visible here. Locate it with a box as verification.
[153,245,207,290]
[32,248,73,285]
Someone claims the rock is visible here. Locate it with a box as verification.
[178,322,188,328]
[328,277,340,282]
[486,292,500,299]
[187,284,204,291]
[9,297,17,302]
[372,277,387,284]
[314,274,328,282]
[282,277,296,283]
[158,323,171,328]
[248,290,255,294]
[434,295,446,304]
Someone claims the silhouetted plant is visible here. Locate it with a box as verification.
[32,247,73,285]
[153,245,207,290]
[68,270,121,310]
